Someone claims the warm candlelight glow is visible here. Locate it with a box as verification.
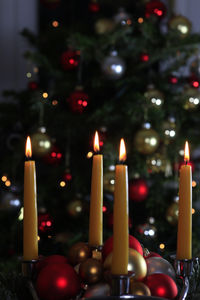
[93,131,100,152]
[119,138,126,162]
[25,136,32,158]
[184,141,190,162]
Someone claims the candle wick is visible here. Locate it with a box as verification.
[185,160,188,165]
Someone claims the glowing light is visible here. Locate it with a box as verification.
[60,181,66,187]
[192,81,199,88]
[10,199,20,206]
[1,176,7,182]
[33,67,39,73]
[82,100,88,107]
[103,206,107,212]
[177,24,188,34]
[138,17,144,24]
[46,221,52,227]
[127,19,132,25]
[5,180,11,187]
[94,131,100,152]
[87,151,93,158]
[52,20,59,27]
[39,140,51,149]
[25,136,32,158]
[111,64,122,74]
[69,58,75,65]
[26,72,32,78]
[157,287,166,297]
[192,180,197,187]
[149,217,155,224]
[38,236,40,241]
[179,149,184,156]
[75,205,82,212]
[159,243,165,250]
[110,179,115,185]
[18,207,24,221]
[57,277,67,289]
[109,165,115,171]
[52,100,58,106]
[184,141,190,162]
[42,92,48,99]
[192,208,195,214]
[119,138,126,162]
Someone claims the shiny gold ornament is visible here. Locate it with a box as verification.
[169,15,191,37]
[67,199,83,217]
[31,127,52,156]
[144,88,164,107]
[183,87,200,110]
[104,249,147,280]
[79,258,103,284]
[68,242,92,265]
[146,153,167,173]
[103,170,115,193]
[134,126,160,155]
[166,202,179,225]
[95,18,115,34]
[130,282,151,296]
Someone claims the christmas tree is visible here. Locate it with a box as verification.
[1,0,200,298]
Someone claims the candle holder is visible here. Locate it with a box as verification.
[22,260,39,300]
[171,255,199,300]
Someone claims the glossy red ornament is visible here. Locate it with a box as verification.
[38,213,53,234]
[61,50,80,70]
[140,53,149,62]
[145,0,166,19]
[67,88,89,113]
[129,179,149,202]
[36,263,81,300]
[36,255,68,274]
[43,146,63,165]
[102,235,143,260]
[28,81,38,90]
[89,1,100,13]
[144,273,178,299]
[40,0,61,9]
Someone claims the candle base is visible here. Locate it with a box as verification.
[22,260,39,300]
[171,255,199,300]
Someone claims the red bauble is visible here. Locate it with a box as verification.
[144,273,178,299]
[36,255,68,274]
[40,0,61,9]
[61,50,80,70]
[145,252,162,259]
[43,146,63,165]
[140,53,149,62]
[36,263,81,300]
[129,179,149,202]
[67,88,89,114]
[28,81,38,90]
[88,1,100,12]
[38,213,53,234]
[102,235,143,260]
[145,0,166,19]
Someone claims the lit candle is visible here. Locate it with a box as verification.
[111,139,129,275]
[89,131,103,247]
[23,136,38,260]
[177,141,192,259]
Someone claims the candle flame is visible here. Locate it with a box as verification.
[184,141,190,162]
[93,131,100,152]
[119,138,126,162]
[25,136,32,158]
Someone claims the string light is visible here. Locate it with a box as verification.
[38,236,40,241]
[52,100,58,106]
[138,17,144,23]
[87,151,93,158]
[1,175,7,182]
[42,92,48,99]
[33,67,39,73]
[192,180,197,187]
[60,181,66,187]
[52,20,59,28]
[5,180,11,187]
[192,208,195,214]
[159,243,165,250]
[26,72,32,78]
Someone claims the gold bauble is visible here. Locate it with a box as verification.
[169,15,191,37]
[144,88,164,107]
[104,249,147,280]
[79,258,103,284]
[95,18,115,34]
[103,170,115,193]
[183,87,200,110]
[146,153,167,173]
[31,128,52,156]
[166,202,179,225]
[134,127,160,155]
[67,199,83,217]
[130,282,151,296]
[68,242,92,265]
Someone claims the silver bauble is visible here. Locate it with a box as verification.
[146,257,176,280]
[102,51,126,79]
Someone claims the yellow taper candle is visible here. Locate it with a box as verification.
[23,136,38,260]
[111,138,129,275]
[89,131,103,247]
[177,141,192,259]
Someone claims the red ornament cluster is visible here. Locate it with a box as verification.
[145,0,166,19]
[61,50,80,70]
[38,213,53,234]
[67,89,89,113]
